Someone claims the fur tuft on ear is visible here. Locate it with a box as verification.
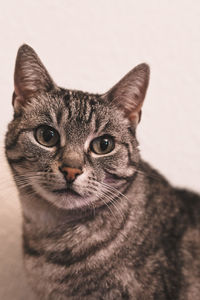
[13,44,57,112]
[103,63,150,124]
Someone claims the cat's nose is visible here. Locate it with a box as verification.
[59,166,83,183]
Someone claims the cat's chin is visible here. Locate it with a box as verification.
[32,179,126,211]
[32,182,99,210]
[52,188,81,198]
[50,192,93,210]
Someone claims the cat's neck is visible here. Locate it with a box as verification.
[20,191,93,232]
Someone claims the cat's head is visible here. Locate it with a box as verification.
[5,45,149,211]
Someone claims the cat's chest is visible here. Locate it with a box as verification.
[24,250,142,300]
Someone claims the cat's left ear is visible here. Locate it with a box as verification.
[103,63,150,125]
[13,44,57,112]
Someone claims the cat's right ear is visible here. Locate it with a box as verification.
[13,44,57,113]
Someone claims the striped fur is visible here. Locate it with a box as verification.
[5,45,200,299]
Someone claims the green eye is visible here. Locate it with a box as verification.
[90,135,115,155]
[35,126,59,147]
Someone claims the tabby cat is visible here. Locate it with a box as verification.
[5,45,200,300]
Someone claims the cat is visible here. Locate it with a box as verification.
[5,44,200,300]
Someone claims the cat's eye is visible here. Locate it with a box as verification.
[90,135,115,155]
[35,126,60,147]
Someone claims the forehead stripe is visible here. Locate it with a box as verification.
[56,110,62,125]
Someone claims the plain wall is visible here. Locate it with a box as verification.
[0,1,200,299]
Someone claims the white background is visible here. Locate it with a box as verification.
[0,1,200,299]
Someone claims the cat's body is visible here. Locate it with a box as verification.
[5,45,200,299]
[21,165,200,300]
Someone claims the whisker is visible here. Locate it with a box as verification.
[89,175,131,203]
[100,187,125,218]
[97,192,121,225]
[89,178,127,222]
[101,182,130,203]
[96,191,128,239]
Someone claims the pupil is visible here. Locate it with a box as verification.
[43,129,54,142]
[100,139,109,151]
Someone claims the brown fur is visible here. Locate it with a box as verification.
[5,45,200,299]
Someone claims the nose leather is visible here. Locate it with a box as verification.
[60,166,82,182]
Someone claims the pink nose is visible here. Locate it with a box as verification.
[60,166,82,182]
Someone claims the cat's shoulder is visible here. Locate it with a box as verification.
[174,187,200,223]
[140,159,200,215]
[175,187,200,204]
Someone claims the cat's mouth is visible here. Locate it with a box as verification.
[52,188,81,197]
